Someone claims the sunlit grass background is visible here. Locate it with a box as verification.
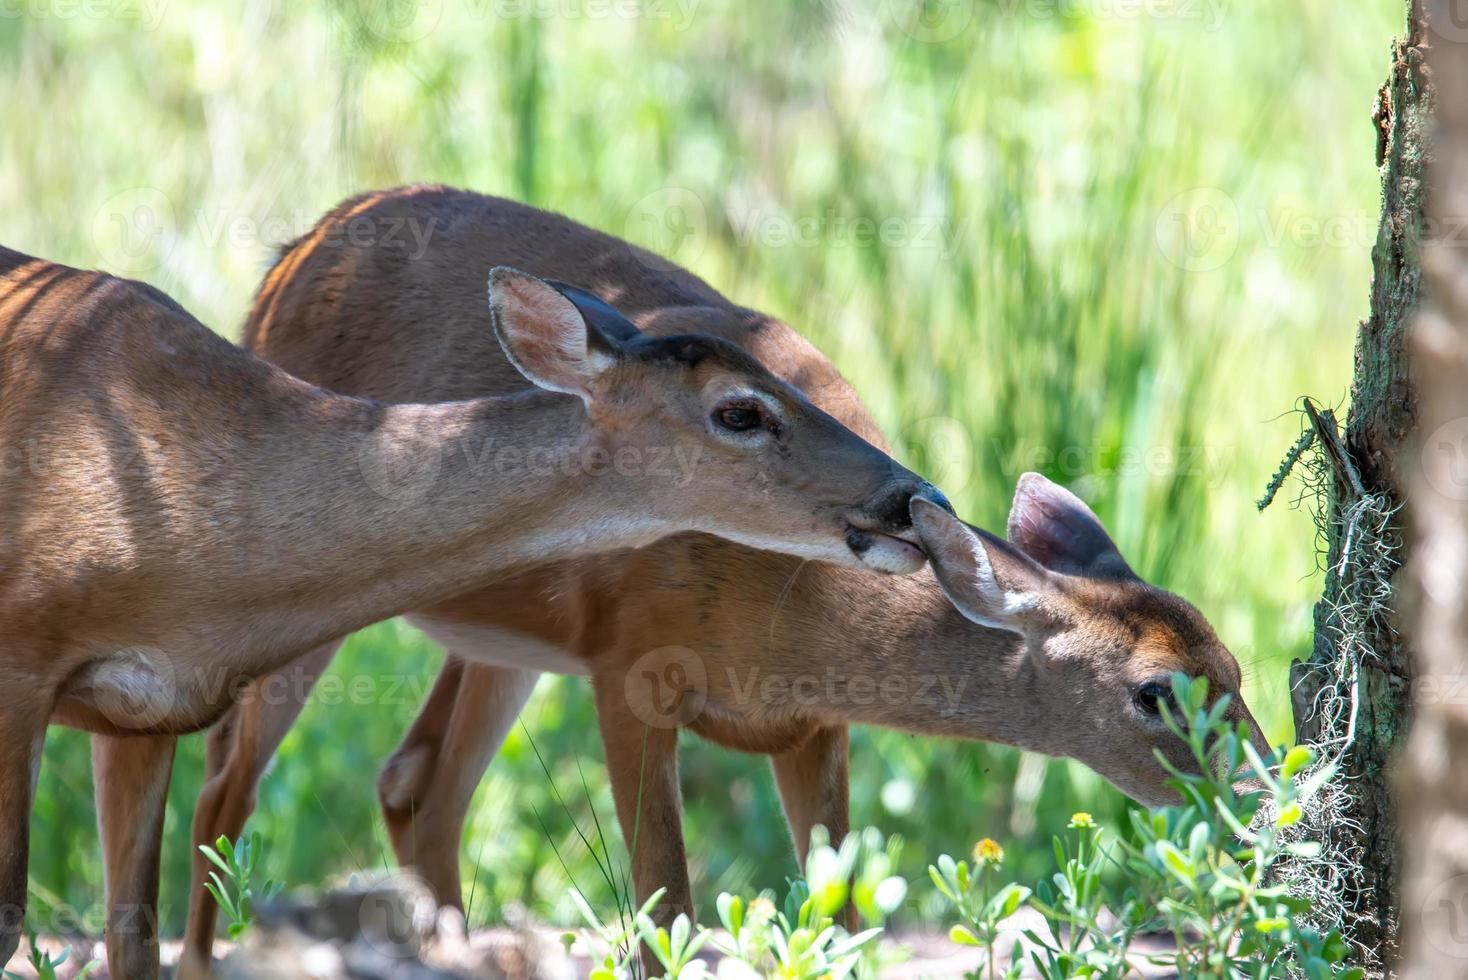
[3,0,1399,934]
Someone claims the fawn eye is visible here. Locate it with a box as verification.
[714,402,763,432]
[1135,680,1172,717]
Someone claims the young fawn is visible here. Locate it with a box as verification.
[0,246,936,978]
[174,186,1268,973]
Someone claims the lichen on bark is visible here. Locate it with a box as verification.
[1287,0,1430,968]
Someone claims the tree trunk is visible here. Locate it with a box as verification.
[1400,3,1468,976]
[1289,0,1429,967]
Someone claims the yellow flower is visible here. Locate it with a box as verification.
[972,838,1004,866]
[1068,811,1096,829]
[747,896,777,925]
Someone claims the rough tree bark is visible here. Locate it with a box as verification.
[1401,3,1468,977]
[1289,0,1429,967]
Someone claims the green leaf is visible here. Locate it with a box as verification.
[929,864,956,902]
[1153,841,1194,885]
[568,888,604,932]
[1275,802,1303,828]
[827,926,884,958]
[1281,745,1313,778]
[200,843,234,875]
[995,883,1031,919]
[716,893,743,938]
[1188,820,1212,863]
[873,876,907,916]
[949,924,980,946]
[670,914,690,963]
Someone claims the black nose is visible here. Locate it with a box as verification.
[916,483,954,515]
[867,480,933,531]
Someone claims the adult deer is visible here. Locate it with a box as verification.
[0,245,936,978]
[178,186,1267,973]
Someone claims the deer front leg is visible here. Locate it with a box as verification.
[771,725,855,929]
[92,732,176,980]
[771,725,850,863]
[0,697,46,971]
[378,658,539,909]
[593,675,691,927]
[180,642,339,980]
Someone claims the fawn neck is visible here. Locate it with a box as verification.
[724,570,1041,750]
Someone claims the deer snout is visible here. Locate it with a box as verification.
[841,478,939,575]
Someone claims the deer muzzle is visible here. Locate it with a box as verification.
[843,479,947,574]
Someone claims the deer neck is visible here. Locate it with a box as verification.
[237,388,652,645]
[769,570,1042,748]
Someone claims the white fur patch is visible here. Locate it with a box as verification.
[406,617,589,677]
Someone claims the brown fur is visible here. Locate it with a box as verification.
[0,241,930,978]
[175,186,1267,974]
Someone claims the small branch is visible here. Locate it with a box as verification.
[1257,425,1316,512]
[1303,398,1366,499]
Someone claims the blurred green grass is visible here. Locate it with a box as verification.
[2,0,1398,934]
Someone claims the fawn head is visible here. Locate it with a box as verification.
[911,473,1267,805]
[488,267,937,573]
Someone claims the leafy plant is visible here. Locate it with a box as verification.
[199,832,285,941]
[570,827,907,979]
[1,927,98,980]
[930,837,1031,980]
[931,673,1361,979]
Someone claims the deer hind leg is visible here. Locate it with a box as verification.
[378,657,539,910]
[178,642,340,980]
[771,725,854,929]
[92,732,176,980]
[0,692,47,972]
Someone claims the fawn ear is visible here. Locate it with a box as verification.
[488,267,633,402]
[912,496,1049,634]
[1006,473,1134,579]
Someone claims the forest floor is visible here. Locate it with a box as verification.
[11,915,1181,979]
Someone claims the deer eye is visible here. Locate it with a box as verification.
[714,402,763,432]
[1135,679,1172,717]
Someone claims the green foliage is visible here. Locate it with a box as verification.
[199,833,284,941]
[1,929,97,980]
[571,828,906,980]
[931,674,1360,979]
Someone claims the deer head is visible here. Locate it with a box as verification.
[912,472,1267,804]
[488,267,936,574]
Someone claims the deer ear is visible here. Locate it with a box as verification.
[487,267,630,403]
[542,279,645,343]
[1006,473,1134,579]
[912,496,1048,634]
